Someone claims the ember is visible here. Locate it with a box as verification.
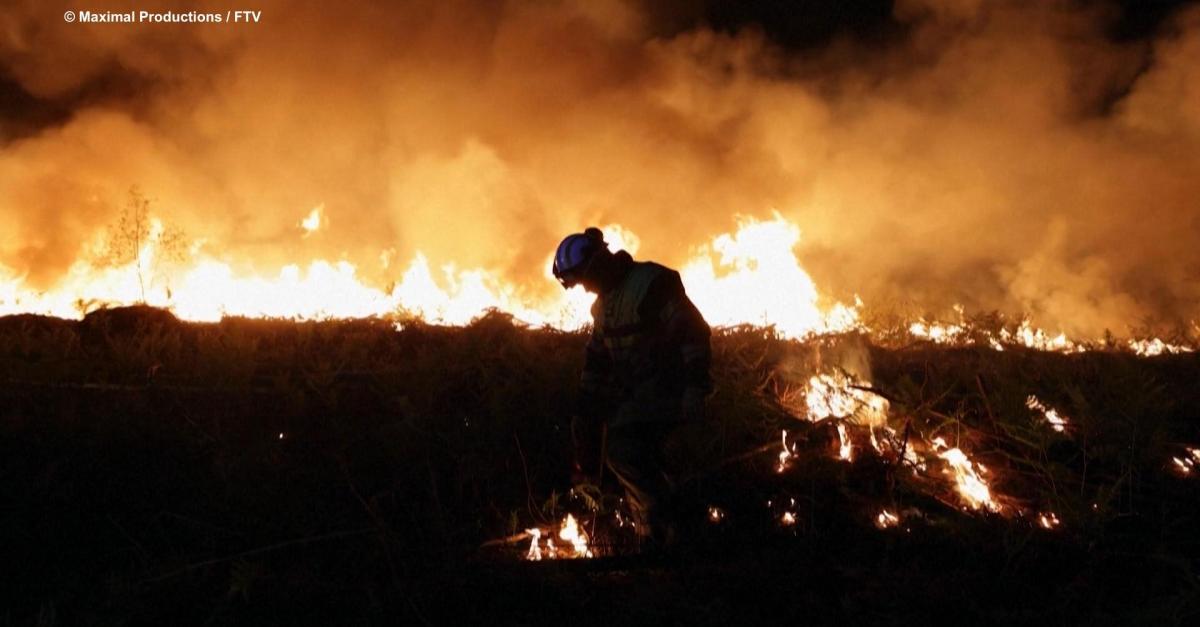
[1038,513,1061,530]
[876,510,900,529]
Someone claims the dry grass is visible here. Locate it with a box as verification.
[0,307,1197,626]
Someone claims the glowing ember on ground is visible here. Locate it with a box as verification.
[1169,447,1200,475]
[1026,396,1069,433]
[875,510,900,529]
[1038,512,1061,529]
[780,512,797,526]
[708,506,725,523]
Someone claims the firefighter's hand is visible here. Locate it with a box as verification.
[682,386,708,422]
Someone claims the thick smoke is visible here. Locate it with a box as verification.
[0,0,1197,335]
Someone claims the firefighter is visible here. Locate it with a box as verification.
[552,227,712,547]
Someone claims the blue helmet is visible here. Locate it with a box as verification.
[552,227,607,288]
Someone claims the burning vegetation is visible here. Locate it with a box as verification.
[2,0,1200,622]
[2,307,1199,623]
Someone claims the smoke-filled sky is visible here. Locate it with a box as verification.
[1,0,1198,335]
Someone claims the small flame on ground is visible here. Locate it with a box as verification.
[525,528,543,561]
[938,446,1000,512]
[558,513,593,558]
[708,506,725,523]
[777,429,794,473]
[876,509,900,529]
[524,514,593,560]
[837,423,853,461]
[1026,396,1069,433]
[1173,456,1195,475]
[780,511,797,526]
[1038,512,1061,529]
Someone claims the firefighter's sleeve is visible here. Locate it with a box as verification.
[574,318,611,478]
[577,314,612,419]
[642,270,712,393]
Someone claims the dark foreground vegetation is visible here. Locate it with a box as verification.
[1,306,1198,626]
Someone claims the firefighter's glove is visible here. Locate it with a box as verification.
[682,386,708,422]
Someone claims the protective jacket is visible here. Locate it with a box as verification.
[578,251,711,427]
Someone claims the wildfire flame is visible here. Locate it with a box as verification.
[910,317,1082,353]
[1129,338,1194,357]
[0,214,862,339]
[1026,396,1069,433]
[0,211,1192,357]
[802,372,889,427]
[680,214,859,338]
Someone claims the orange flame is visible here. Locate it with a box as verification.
[875,509,900,529]
[938,446,1000,512]
[1026,395,1069,433]
[524,514,593,561]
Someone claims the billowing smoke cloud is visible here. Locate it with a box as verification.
[0,0,1197,335]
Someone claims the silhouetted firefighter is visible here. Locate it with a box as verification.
[552,227,712,548]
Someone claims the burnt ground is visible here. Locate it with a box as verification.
[1,307,1198,626]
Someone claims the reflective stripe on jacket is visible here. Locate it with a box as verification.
[579,251,711,426]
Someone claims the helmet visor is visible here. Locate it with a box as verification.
[553,246,599,289]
